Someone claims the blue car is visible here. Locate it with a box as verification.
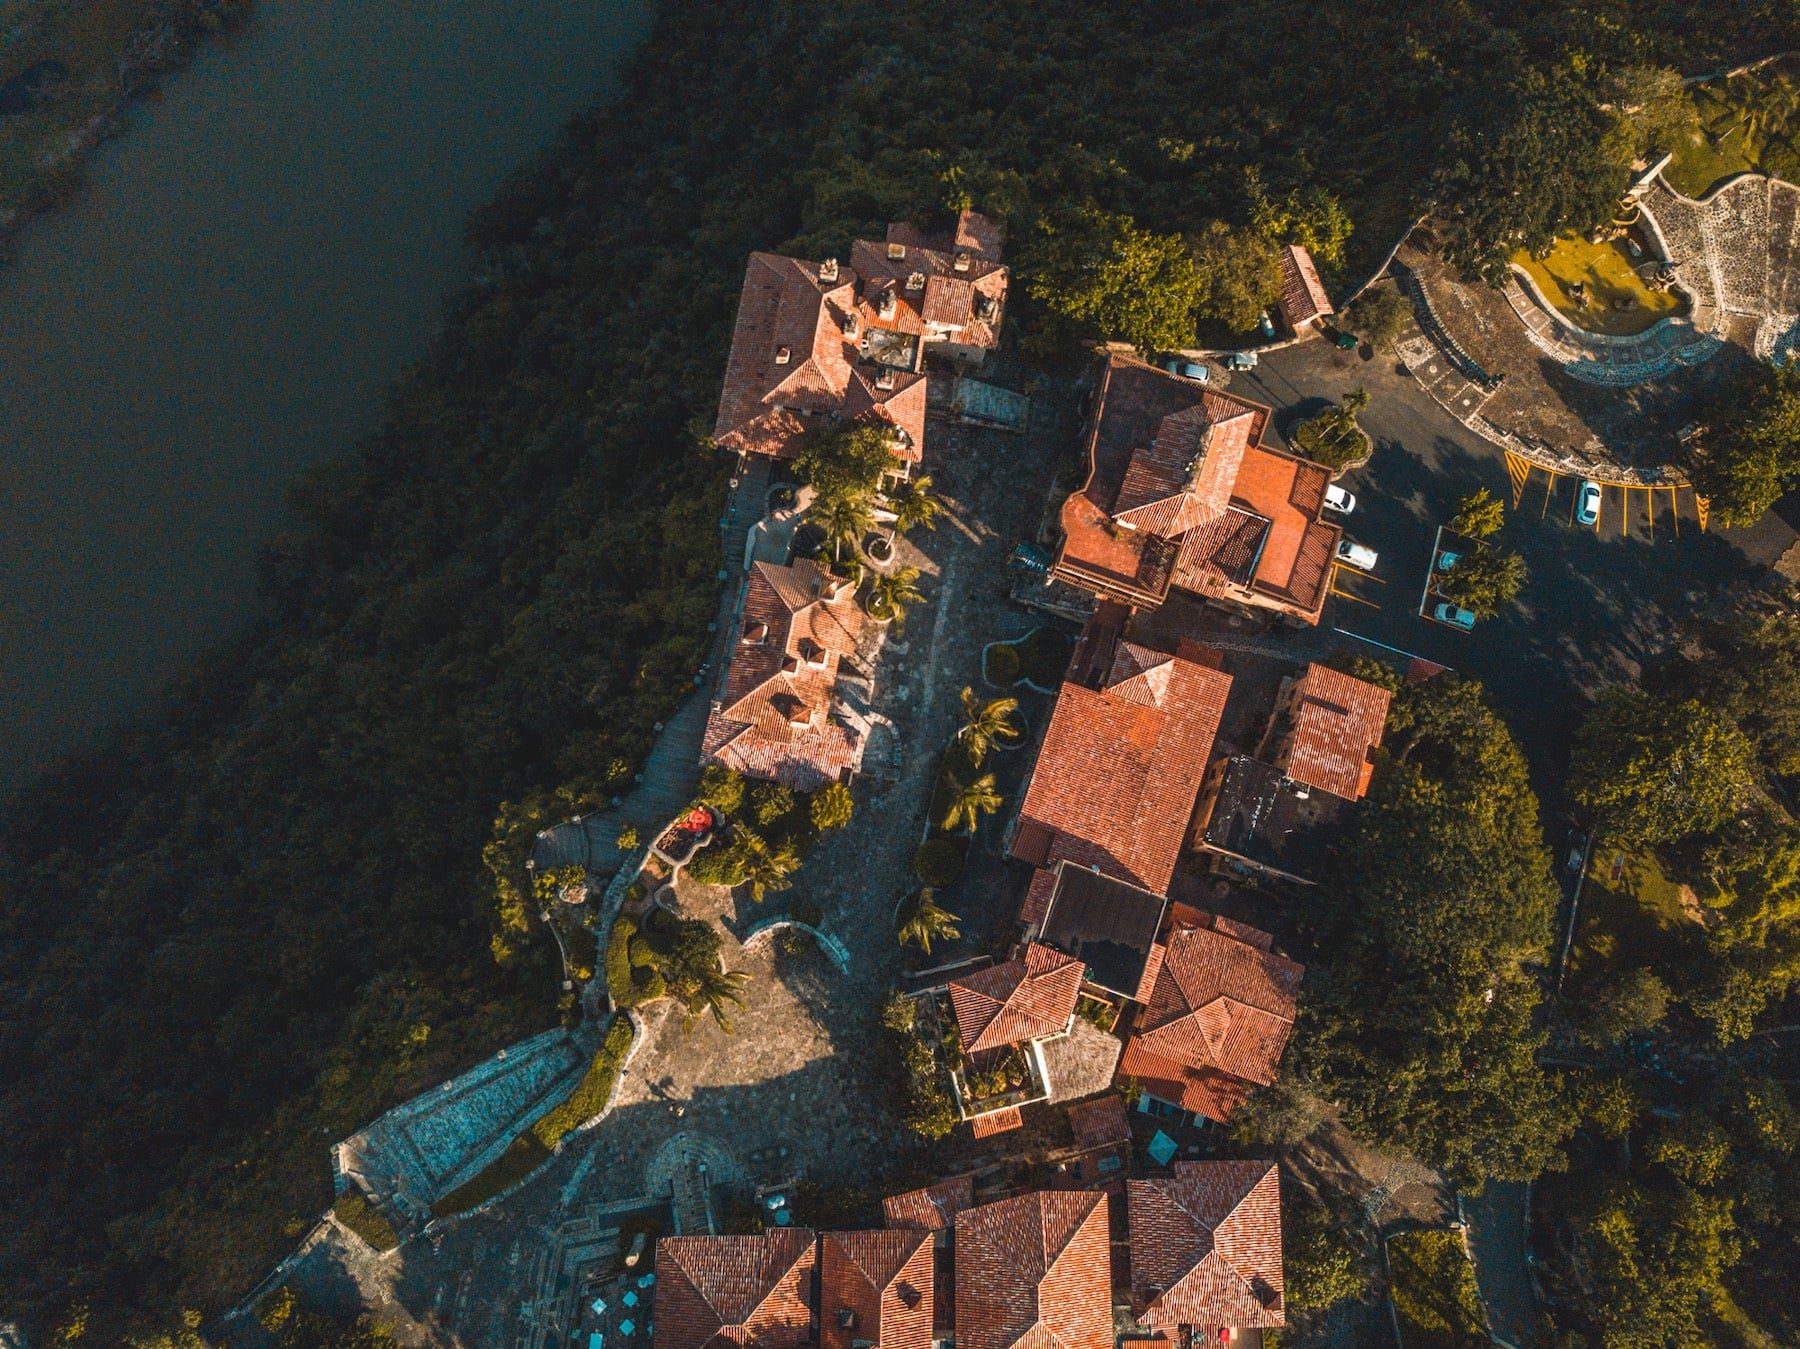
[1433,602,1476,631]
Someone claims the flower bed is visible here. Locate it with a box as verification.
[654,806,717,865]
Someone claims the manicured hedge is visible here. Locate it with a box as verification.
[331,1190,399,1252]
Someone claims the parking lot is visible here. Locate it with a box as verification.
[1232,340,1798,790]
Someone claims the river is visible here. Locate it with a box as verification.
[0,0,649,795]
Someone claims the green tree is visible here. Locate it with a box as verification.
[1301,676,1571,1186]
[811,491,876,565]
[1436,547,1527,618]
[1578,968,1670,1047]
[1283,1194,1371,1314]
[728,826,800,901]
[957,687,1022,765]
[1343,286,1414,353]
[685,960,751,1032]
[1292,388,1371,471]
[867,565,925,629]
[940,772,1003,834]
[889,474,942,534]
[1687,362,1800,528]
[1188,218,1285,332]
[1569,689,1757,844]
[1449,487,1505,539]
[1025,204,1204,353]
[809,782,854,832]
[752,781,796,827]
[1245,169,1354,266]
[615,824,640,852]
[796,421,899,506]
[1435,55,1633,281]
[1607,64,1700,158]
[896,888,962,953]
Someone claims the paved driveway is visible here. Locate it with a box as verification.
[1235,340,1796,789]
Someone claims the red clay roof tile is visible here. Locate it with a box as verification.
[1128,1161,1284,1331]
[954,1190,1114,1349]
[883,1174,977,1231]
[1276,664,1391,801]
[949,943,1083,1055]
[820,1229,935,1349]
[654,1229,818,1349]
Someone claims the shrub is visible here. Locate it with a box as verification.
[694,763,746,817]
[753,781,796,827]
[1292,390,1372,471]
[684,841,747,886]
[331,1191,399,1252]
[616,824,641,852]
[913,836,967,887]
[809,782,854,831]
[1344,286,1415,353]
[984,642,1022,686]
[606,915,665,1007]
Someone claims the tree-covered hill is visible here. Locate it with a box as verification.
[1,0,1792,1338]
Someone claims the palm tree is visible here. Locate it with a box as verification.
[686,961,751,1032]
[896,888,962,954]
[867,565,925,630]
[810,492,875,564]
[941,771,1003,834]
[890,475,943,534]
[958,687,1022,765]
[732,826,799,901]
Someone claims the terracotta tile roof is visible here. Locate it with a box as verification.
[654,1229,818,1349]
[1128,1161,1284,1331]
[851,231,1008,355]
[704,560,867,789]
[949,943,1083,1054]
[1119,918,1303,1123]
[969,1105,1025,1138]
[954,1190,1114,1349]
[887,210,1006,262]
[820,1229,935,1349]
[883,1173,977,1231]
[715,253,861,460]
[1067,1095,1131,1151]
[1011,641,1231,895]
[1057,356,1341,621]
[1021,867,1060,928]
[1276,664,1391,801]
[1278,244,1333,327]
[842,365,927,462]
[1224,444,1340,619]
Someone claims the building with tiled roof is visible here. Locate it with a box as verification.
[1051,356,1342,626]
[655,1228,819,1349]
[954,1190,1115,1349]
[1032,861,1169,1004]
[883,1173,977,1231]
[1010,639,1232,898]
[1066,1094,1131,1152]
[1128,1161,1285,1335]
[948,943,1083,1056]
[701,559,869,789]
[851,213,1009,368]
[1117,915,1303,1123]
[820,1229,936,1349]
[1267,663,1391,802]
[1277,244,1334,333]
[713,252,927,463]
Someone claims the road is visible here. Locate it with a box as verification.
[1233,339,1796,793]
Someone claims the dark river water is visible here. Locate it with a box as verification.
[0,0,648,795]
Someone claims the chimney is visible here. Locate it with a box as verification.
[837,1309,857,1331]
[887,241,906,261]
[741,621,769,645]
[774,345,792,366]
[953,252,971,273]
[840,312,858,338]
[875,368,897,391]
[819,257,839,283]
[907,270,926,292]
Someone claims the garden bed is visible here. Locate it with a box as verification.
[983,626,1073,691]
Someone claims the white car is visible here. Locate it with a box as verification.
[1336,540,1378,572]
[1576,480,1603,526]
[1324,483,1356,515]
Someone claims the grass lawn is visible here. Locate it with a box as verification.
[1512,234,1685,336]
[432,1016,635,1218]
[1567,850,1698,993]
[1387,1229,1486,1349]
[1661,67,1800,198]
[331,1190,399,1252]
